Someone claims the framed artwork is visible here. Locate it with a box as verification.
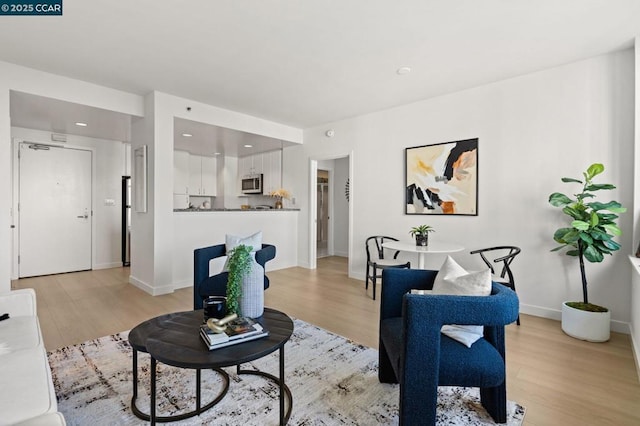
[405,138,478,215]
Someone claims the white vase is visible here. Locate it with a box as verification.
[239,259,265,318]
[561,302,610,342]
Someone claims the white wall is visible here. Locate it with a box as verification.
[0,60,144,292]
[11,127,129,273]
[130,91,303,295]
[332,157,349,256]
[172,211,298,293]
[289,49,635,330]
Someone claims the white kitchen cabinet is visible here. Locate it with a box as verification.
[238,154,263,178]
[262,150,282,194]
[201,156,217,196]
[237,151,282,195]
[189,154,217,196]
[173,150,189,195]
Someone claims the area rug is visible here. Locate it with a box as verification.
[48,319,525,425]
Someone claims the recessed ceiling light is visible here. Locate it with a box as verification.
[182,133,193,137]
[75,122,88,127]
[244,144,253,148]
[396,66,411,75]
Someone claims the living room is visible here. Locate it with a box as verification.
[1,2,640,425]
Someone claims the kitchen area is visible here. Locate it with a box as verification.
[170,117,300,289]
[172,117,298,212]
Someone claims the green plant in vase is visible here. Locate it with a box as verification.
[409,224,435,247]
[225,244,254,316]
[548,163,626,342]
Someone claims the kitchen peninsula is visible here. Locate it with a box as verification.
[172,208,299,290]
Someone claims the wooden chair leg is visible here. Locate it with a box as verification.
[507,281,520,326]
[372,267,377,300]
[365,264,370,290]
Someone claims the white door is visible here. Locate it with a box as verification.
[19,143,92,277]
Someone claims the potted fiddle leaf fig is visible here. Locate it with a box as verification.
[409,225,435,247]
[548,163,626,342]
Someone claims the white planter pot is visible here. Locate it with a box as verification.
[561,302,610,342]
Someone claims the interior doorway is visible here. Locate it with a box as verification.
[317,170,330,258]
[309,154,352,275]
[18,142,93,277]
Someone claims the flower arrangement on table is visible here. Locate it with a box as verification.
[269,188,291,209]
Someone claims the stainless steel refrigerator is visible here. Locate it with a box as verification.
[122,176,131,266]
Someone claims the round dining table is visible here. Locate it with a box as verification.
[381,240,464,269]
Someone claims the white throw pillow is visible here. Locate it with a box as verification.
[432,256,491,347]
[222,232,263,272]
[225,231,262,252]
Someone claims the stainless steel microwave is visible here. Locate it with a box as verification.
[241,174,263,194]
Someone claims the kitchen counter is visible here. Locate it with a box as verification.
[174,208,300,212]
[172,209,299,289]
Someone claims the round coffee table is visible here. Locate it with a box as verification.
[128,307,294,425]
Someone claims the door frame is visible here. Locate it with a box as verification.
[11,138,96,280]
[308,152,353,276]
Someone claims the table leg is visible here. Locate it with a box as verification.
[150,357,156,426]
[131,348,138,401]
[279,346,285,426]
[418,253,425,269]
[196,369,201,413]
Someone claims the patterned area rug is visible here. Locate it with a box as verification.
[48,319,525,425]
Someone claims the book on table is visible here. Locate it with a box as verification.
[200,317,269,350]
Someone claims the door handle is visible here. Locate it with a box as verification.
[77,214,89,219]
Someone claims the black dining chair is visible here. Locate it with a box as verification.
[470,246,521,325]
[365,236,411,300]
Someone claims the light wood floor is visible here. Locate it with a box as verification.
[12,256,640,425]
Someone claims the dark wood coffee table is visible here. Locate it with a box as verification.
[128,307,294,425]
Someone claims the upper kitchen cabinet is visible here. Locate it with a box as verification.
[174,150,190,195]
[238,154,263,178]
[262,150,282,194]
[200,156,217,196]
[237,151,281,195]
[188,154,217,196]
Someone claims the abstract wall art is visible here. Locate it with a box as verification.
[405,138,478,215]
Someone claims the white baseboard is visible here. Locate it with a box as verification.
[93,261,123,270]
[631,324,640,382]
[520,303,630,334]
[128,275,173,296]
[172,280,192,290]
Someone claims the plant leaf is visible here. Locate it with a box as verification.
[579,233,593,245]
[583,245,604,262]
[602,223,622,236]
[586,163,604,179]
[586,183,616,191]
[561,177,583,184]
[549,192,572,207]
[602,239,621,251]
[571,220,590,231]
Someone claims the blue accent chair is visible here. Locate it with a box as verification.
[193,243,276,309]
[379,268,519,425]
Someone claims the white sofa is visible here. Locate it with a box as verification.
[0,289,66,426]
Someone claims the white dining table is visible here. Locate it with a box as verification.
[381,241,464,269]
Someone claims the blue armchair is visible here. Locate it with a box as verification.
[193,243,276,309]
[379,268,519,425]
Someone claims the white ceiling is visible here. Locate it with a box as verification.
[3,1,640,143]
